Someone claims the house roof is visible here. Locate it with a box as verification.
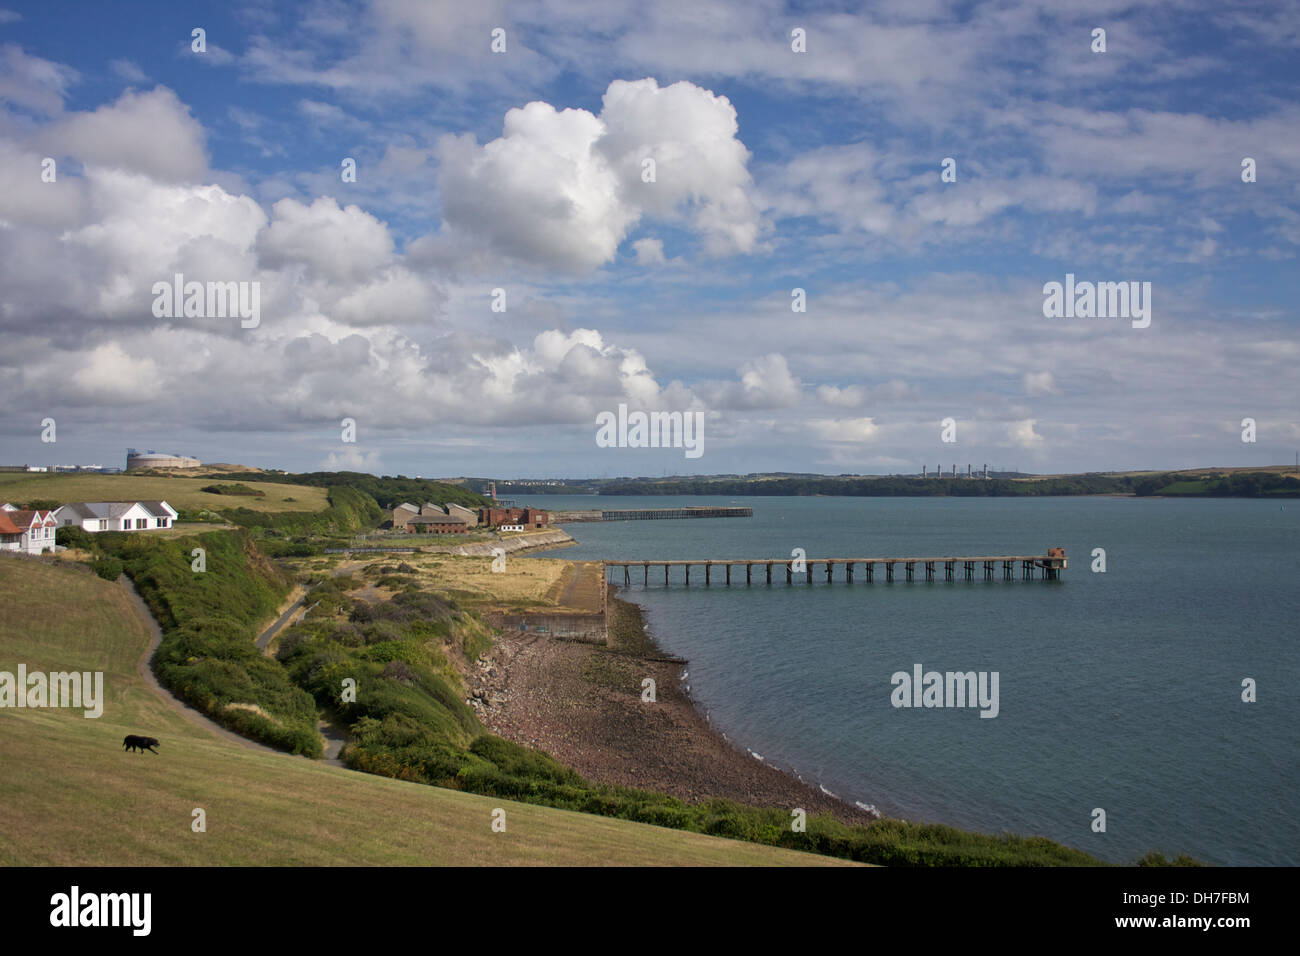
[0,509,51,530]
[0,513,23,534]
[56,504,101,520]
[394,502,419,512]
[57,501,170,520]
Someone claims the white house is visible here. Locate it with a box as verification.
[0,509,57,554]
[54,501,178,532]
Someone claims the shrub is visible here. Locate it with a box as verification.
[92,556,124,580]
[259,539,322,558]
[56,526,97,551]
[201,483,266,497]
[92,528,320,756]
[362,620,405,645]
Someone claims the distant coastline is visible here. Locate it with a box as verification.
[497,467,1300,500]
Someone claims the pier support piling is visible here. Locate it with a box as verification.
[602,551,1066,593]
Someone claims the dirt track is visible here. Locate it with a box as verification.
[119,575,344,766]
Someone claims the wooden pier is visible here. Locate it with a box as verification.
[604,549,1067,586]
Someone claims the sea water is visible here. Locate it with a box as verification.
[524,494,1298,866]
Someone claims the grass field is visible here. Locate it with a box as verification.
[359,553,575,608]
[0,557,845,866]
[0,473,329,514]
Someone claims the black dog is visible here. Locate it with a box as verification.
[122,735,160,754]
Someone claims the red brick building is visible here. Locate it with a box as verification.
[478,506,549,529]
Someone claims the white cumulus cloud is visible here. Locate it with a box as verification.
[435,78,760,273]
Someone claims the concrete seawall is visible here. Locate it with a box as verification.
[421,528,575,557]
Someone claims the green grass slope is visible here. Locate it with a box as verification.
[0,557,849,866]
[0,472,329,514]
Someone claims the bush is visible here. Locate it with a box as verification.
[223,485,382,535]
[258,539,323,558]
[92,556,124,580]
[56,526,97,551]
[361,620,405,645]
[92,528,320,757]
[201,483,266,497]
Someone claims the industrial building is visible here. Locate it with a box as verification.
[392,502,471,534]
[478,506,549,529]
[126,449,201,471]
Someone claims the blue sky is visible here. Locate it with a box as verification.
[0,0,1297,477]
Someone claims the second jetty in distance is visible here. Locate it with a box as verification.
[552,506,753,521]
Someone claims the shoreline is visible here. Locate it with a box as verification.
[476,582,879,826]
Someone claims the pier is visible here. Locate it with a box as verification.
[554,506,753,522]
[604,549,1067,586]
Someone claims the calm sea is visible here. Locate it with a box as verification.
[523,494,1299,865]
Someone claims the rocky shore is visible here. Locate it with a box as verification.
[474,588,879,826]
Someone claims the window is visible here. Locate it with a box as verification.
[136,518,147,529]
[99,520,107,531]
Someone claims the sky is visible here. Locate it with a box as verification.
[0,0,1297,479]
